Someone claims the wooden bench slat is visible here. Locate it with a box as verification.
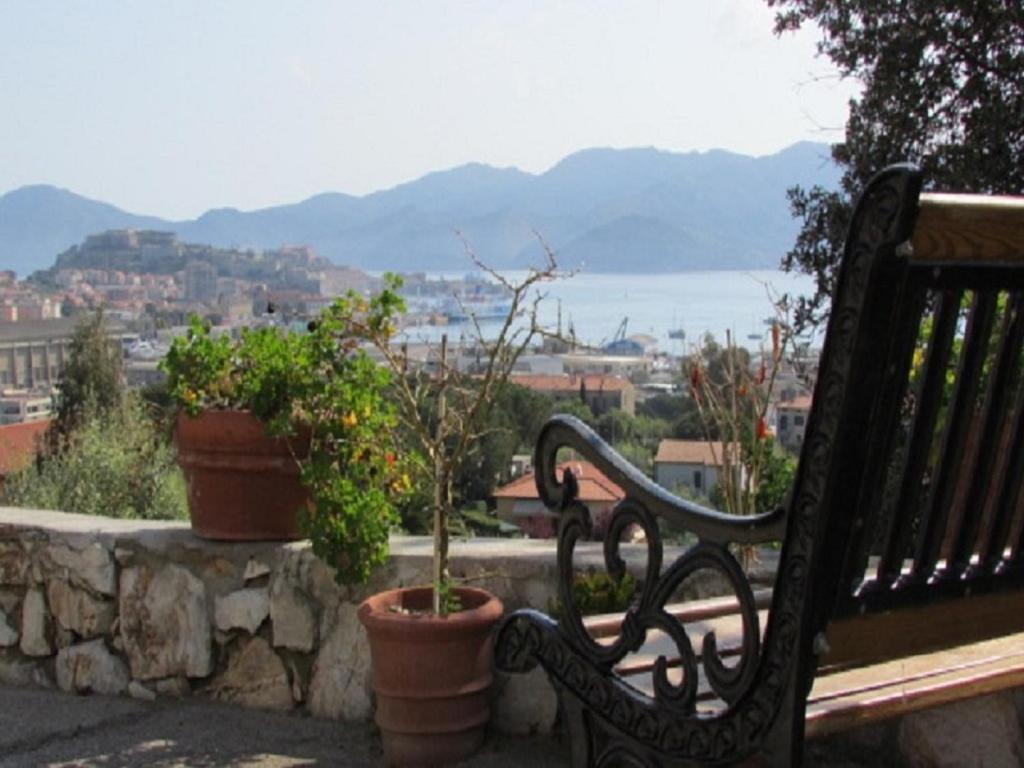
[823,589,1024,667]
[605,609,769,675]
[582,588,773,640]
[806,632,1024,738]
[912,193,1024,264]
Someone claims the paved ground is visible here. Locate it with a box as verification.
[0,686,569,768]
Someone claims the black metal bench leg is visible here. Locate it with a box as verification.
[556,685,593,768]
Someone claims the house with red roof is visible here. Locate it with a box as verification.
[510,374,635,416]
[492,461,625,539]
[653,439,742,499]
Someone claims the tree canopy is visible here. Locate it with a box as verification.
[49,308,123,450]
[768,1,1024,329]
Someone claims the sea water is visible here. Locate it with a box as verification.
[394,269,820,352]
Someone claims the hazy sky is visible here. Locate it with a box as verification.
[1,1,857,220]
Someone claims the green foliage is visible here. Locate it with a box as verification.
[451,383,555,509]
[5,395,187,520]
[160,307,410,585]
[161,317,314,426]
[550,570,637,619]
[50,308,123,449]
[767,0,1024,330]
[297,306,410,585]
[751,439,797,513]
[558,398,597,425]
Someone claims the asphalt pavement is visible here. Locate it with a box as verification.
[0,685,569,768]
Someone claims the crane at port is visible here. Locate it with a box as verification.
[611,317,628,343]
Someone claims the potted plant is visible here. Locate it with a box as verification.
[307,251,566,766]
[161,314,407,561]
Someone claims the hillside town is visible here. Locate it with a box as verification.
[0,227,817,521]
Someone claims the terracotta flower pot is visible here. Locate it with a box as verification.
[175,410,309,541]
[358,586,504,766]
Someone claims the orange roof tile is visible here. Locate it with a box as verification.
[654,439,738,467]
[0,420,49,477]
[492,461,624,503]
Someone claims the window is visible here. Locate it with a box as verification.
[693,470,702,490]
[794,415,805,426]
[779,415,789,429]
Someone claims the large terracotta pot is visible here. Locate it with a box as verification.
[175,410,309,541]
[358,586,504,766]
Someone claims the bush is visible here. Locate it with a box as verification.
[5,394,187,520]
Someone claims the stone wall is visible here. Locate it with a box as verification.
[0,507,764,736]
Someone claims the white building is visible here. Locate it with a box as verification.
[653,439,741,499]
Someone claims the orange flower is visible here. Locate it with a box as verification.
[385,451,396,467]
[756,417,768,440]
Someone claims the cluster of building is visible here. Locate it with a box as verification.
[0,227,823,531]
[491,353,815,539]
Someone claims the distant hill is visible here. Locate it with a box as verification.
[0,142,839,276]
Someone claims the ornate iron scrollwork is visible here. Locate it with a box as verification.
[495,164,925,764]
[495,166,929,765]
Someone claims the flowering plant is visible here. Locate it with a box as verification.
[161,310,411,584]
[685,322,796,569]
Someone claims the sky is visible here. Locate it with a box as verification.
[0,1,857,220]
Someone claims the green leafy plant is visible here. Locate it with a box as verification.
[161,311,411,584]
[5,394,187,521]
[549,570,637,619]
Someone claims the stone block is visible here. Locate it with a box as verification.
[243,558,271,582]
[19,586,51,657]
[119,563,212,680]
[270,578,317,653]
[128,680,157,701]
[0,588,20,614]
[0,609,18,647]
[898,691,1024,767]
[308,602,372,721]
[0,542,28,586]
[154,675,191,697]
[44,543,116,596]
[55,639,129,695]
[214,587,269,635]
[210,636,293,710]
[47,579,116,639]
[491,667,559,735]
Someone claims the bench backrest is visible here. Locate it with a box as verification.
[792,165,1024,669]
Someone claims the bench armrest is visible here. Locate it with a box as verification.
[535,414,787,545]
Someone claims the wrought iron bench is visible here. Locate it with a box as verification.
[495,164,1024,766]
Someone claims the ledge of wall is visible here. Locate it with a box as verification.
[0,507,776,735]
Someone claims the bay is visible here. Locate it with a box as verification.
[391,269,819,352]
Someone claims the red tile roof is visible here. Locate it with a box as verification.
[0,420,49,477]
[510,374,633,393]
[654,439,738,467]
[492,461,624,503]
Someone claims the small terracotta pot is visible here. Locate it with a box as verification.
[175,410,309,541]
[359,586,504,766]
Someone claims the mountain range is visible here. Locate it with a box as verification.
[0,142,839,276]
